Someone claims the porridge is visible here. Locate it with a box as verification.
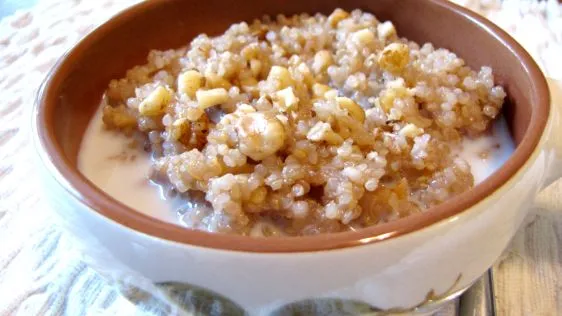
[78,9,512,236]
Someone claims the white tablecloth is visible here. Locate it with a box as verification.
[0,0,560,315]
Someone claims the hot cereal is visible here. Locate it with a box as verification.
[78,9,511,236]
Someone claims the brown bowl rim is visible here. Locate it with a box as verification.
[34,0,550,253]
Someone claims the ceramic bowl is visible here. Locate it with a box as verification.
[31,0,562,315]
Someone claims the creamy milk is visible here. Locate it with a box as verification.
[78,107,515,224]
[458,117,515,184]
[78,108,180,223]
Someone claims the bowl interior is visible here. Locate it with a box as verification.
[37,0,549,252]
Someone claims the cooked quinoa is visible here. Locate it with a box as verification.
[101,9,506,236]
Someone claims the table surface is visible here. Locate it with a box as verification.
[0,0,561,315]
[0,0,37,18]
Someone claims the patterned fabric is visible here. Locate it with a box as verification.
[0,0,560,315]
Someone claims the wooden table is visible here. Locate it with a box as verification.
[490,180,562,315]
